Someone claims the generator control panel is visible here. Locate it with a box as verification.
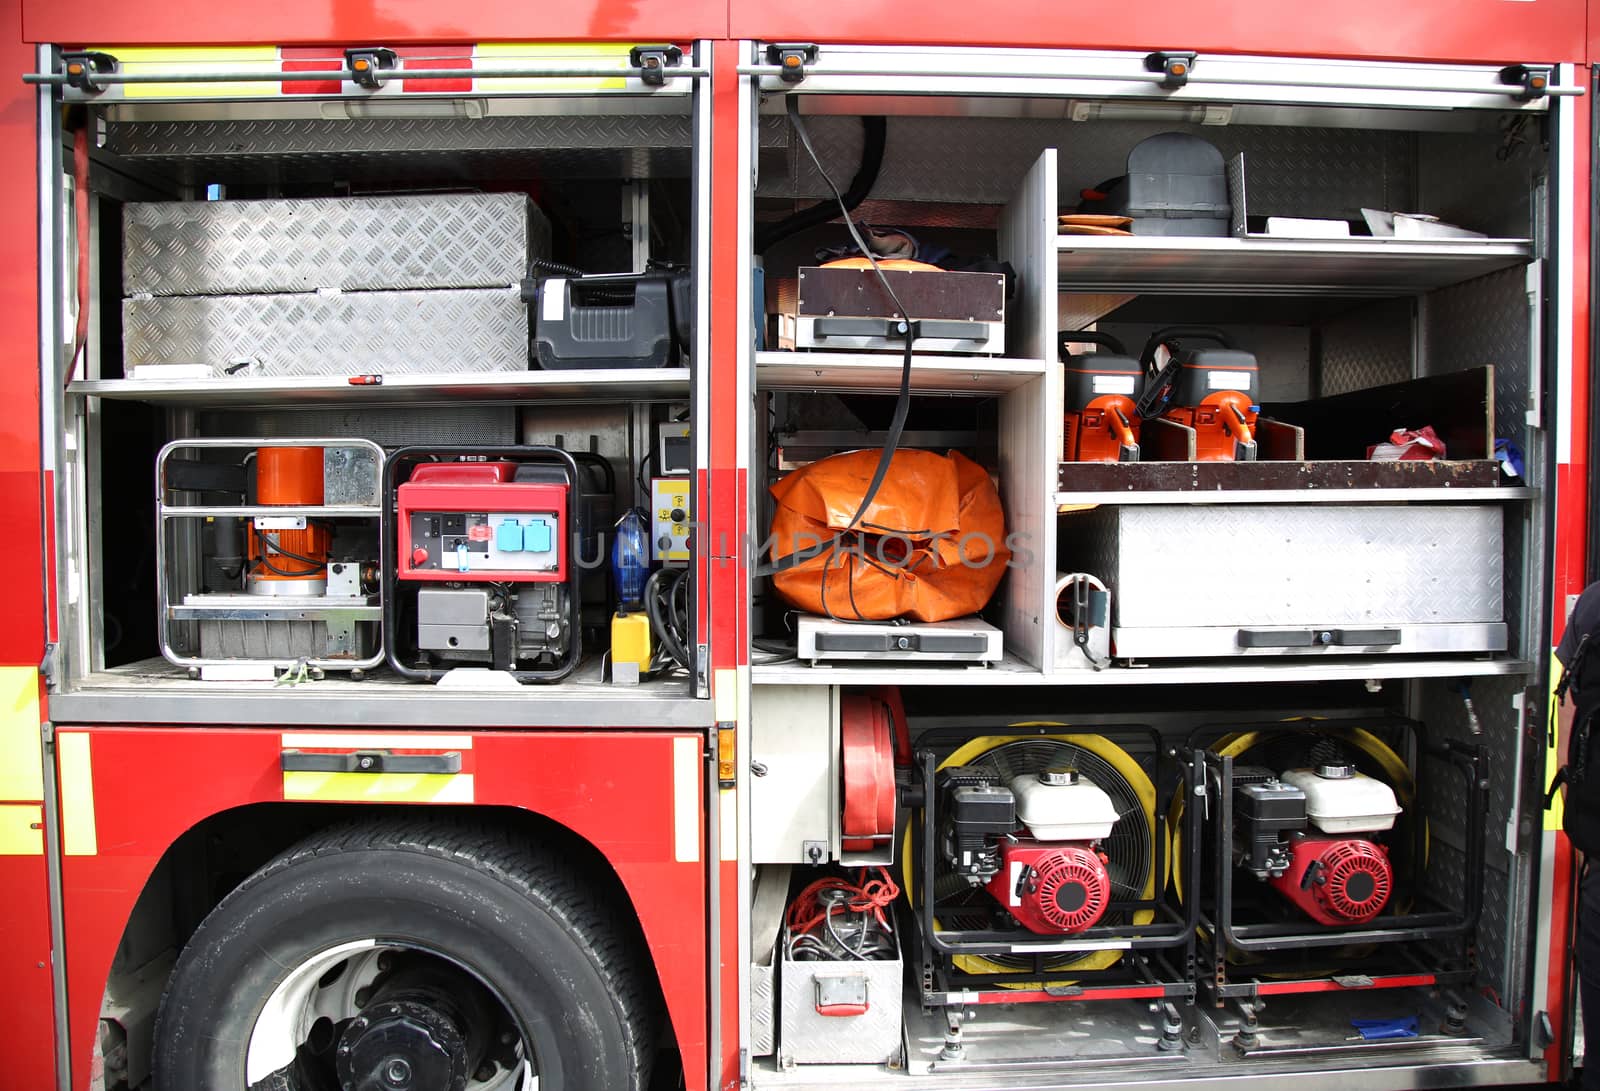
[397,462,567,582]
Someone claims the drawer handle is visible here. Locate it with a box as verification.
[280,749,462,774]
[1236,628,1402,649]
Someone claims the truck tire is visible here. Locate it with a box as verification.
[152,817,658,1091]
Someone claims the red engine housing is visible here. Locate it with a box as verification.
[1268,834,1393,925]
[985,838,1112,935]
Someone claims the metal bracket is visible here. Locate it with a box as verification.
[1145,50,1197,90]
[1500,63,1553,101]
[61,52,117,94]
[344,47,399,90]
[39,644,58,690]
[814,973,868,1016]
[628,44,684,86]
[765,43,819,84]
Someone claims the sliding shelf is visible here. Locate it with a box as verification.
[1056,235,1532,296]
[1055,486,1536,508]
[52,657,711,728]
[752,656,1534,687]
[69,367,693,407]
[755,350,1047,394]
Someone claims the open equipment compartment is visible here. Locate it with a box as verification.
[49,43,715,725]
[742,42,1559,1090]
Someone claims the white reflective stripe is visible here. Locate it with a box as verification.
[674,736,700,863]
[280,732,472,750]
[1555,64,1577,464]
[721,787,738,861]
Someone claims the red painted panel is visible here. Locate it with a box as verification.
[61,727,707,1091]
[22,0,726,47]
[0,26,44,665]
[731,0,1587,65]
[0,854,59,1091]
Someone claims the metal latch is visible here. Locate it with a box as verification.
[1500,64,1553,101]
[814,974,869,1017]
[1145,50,1196,89]
[61,52,117,94]
[765,43,819,84]
[281,748,462,774]
[344,47,399,89]
[629,45,684,86]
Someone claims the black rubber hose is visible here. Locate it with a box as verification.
[755,116,887,254]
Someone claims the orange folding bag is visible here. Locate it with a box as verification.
[768,448,1009,623]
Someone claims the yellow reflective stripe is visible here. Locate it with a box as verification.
[473,43,629,91]
[284,772,474,804]
[58,733,98,856]
[95,46,280,99]
[0,804,43,856]
[1548,653,1566,831]
[0,667,42,800]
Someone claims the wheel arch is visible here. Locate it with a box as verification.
[94,801,688,1089]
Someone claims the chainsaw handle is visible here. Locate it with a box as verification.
[1134,358,1180,420]
[1138,325,1234,371]
[1058,329,1128,361]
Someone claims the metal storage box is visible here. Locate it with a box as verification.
[124,192,548,295]
[779,935,903,1066]
[1058,504,1506,658]
[124,289,529,376]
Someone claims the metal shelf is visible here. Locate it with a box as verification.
[1055,486,1536,508]
[69,367,693,407]
[168,595,382,622]
[1056,235,1531,296]
[755,351,1046,394]
[52,657,712,728]
[752,655,1532,687]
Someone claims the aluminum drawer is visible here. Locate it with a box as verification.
[1058,503,1506,658]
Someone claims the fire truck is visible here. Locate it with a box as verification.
[0,0,1594,1089]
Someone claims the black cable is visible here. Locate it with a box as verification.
[755,98,917,579]
[755,116,887,254]
[252,529,325,569]
[645,566,692,670]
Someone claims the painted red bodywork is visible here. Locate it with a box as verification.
[730,0,1588,65]
[0,1,1592,1088]
[56,727,709,1091]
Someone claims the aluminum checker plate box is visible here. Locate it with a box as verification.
[124,288,528,376]
[779,932,904,1066]
[124,192,549,296]
[1058,503,1506,658]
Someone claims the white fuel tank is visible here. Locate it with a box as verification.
[1009,767,1120,842]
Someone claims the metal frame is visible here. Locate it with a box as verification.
[910,726,1200,1011]
[155,437,387,674]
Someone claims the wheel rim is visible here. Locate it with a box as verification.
[245,939,536,1091]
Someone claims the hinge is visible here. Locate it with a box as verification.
[1500,64,1553,101]
[343,47,398,90]
[628,44,684,86]
[1145,50,1196,90]
[60,51,116,94]
[695,642,710,698]
[40,643,58,691]
[765,43,818,84]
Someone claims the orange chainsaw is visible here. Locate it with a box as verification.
[1136,326,1259,462]
[1061,331,1143,463]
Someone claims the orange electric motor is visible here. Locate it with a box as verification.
[1061,331,1143,463]
[247,445,330,596]
[1137,326,1259,462]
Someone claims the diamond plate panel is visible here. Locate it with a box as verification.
[110,114,695,157]
[1423,265,1532,439]
[1418,130,1540,241]
[125,193,546,296]
[1320,298,1414,396]
[199,405,517,447]
[124,289,528,375]
[1062,505,1504,628]
[778,954,903,1065]
[752,964,776,1057]
[763,118,1411,220]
